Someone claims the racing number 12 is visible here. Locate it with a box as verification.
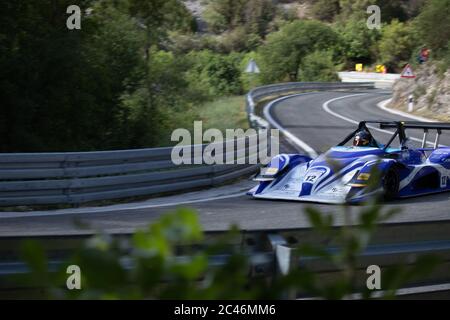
[305,175,317,183]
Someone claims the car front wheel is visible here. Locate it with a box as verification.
[382,168,400,200]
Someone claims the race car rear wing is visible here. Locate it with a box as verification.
[378,121,450,148]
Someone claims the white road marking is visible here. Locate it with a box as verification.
[300,282,450,300]
[264,94,319,158]
[322,94,441,147]
[0,193,246,219]
[377,98,433,122]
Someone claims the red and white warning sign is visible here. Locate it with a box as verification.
[401,64,416,78]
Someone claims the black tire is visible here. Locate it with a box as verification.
[382,167,400,200]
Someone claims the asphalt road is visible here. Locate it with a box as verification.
[269,90,450,154]
[2,90,450,236]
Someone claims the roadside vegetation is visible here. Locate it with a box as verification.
[193,96,248,133]
[387,0,450,120]
[1,0,448,152]
[16,203,440,299]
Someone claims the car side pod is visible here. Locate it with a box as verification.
[253,154,290,181]
[345,184,383,204]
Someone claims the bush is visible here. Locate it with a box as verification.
[203,4,229,33]
[378,20,417,71]
[435,44,450,77]
[311,0,340,22]
[336,18,380,67]
[18,203,440,299]
[338,0,374,20]
[298,51,340,82]
[338,0,415,22]
[186,50,244,97]
[220,27,262,53]
[244,0,277,37]
[258,20,338,83]
[204,0,276,37]
[414,0,450,54]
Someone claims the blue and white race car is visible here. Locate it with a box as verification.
[248,121,450,204]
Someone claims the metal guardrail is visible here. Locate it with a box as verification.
[246,82,375,129]
[0,82,373,207]
[0,136,266,206]
[1,220,449,298]
[338,72,401,89]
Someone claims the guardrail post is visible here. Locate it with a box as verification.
[408,94,414,112]
[60,154,75,206]
[267,234,297,299]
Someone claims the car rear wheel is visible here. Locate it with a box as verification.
[382,168,399,200]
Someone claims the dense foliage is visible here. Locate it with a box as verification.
[258,20,338,82]
[0,0,448,152]
[19,205,440,299]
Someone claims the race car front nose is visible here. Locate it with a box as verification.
[309,169,362,201]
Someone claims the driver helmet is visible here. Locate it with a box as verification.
[353,130,371,147]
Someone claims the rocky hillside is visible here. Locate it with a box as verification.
[182,0,311,33]
[390,64,450,121]
[182,0,208,33]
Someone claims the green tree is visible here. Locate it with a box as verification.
[204,0,275,38]
[120,48,202,148]
[298,51,340,82]
[127,0,194,55]
[414,0,450,55]
[338,0,413,22]
[0,0,202,152]
[244,0,277,37]
[258,20,338,83]
[204,0,247,33]
[336,18,380,67]
[220,27,262,53]
[338,0,374,20]
[0,0,145,151]
[311,0,340,22]
[186,50,244,97]
[378,20,417,71]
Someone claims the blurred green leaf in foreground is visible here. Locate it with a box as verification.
[18,203,440,300]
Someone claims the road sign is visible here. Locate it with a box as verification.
[355,64,363,72]
[245,59,260,74]
[401,64,416,78]
[375,64,386,73]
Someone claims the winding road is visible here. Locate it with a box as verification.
[2,89,450,236]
